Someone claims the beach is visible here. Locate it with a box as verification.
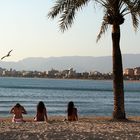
[0,116,140,140]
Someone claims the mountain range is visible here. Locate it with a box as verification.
[0,54,140,73]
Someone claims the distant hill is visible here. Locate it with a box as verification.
[0,54,140,73]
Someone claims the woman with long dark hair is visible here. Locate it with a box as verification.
[34,101,48,122]
[67,101,78,121]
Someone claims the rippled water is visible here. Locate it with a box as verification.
[0,77,140,117]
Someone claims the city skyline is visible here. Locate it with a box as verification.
[0,0,140,62]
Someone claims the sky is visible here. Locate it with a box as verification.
[0,0,140,62]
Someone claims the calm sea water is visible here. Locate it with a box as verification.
[0,77,140,117]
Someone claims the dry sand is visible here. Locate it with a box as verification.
[0,116,140,140]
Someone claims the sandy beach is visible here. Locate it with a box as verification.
[0,116,140,140]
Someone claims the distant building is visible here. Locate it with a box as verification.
[123,68,134,76]
[134,67,140,76]
[22,71,30,76]
[0,67,4,76]
[67,68,76,78]
[47,69,59,78]
[89,71,101,76]
[82,72,89,78]
[60,70,70,78]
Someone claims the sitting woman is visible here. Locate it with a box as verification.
[10,103,27,123]
[34,101,48,122]
[67,101,78,121]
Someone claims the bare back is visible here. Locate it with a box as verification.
[68,108,78,121]
[10,106,27,119]
[35,108,47,121]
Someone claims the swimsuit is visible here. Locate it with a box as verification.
[12,118,24,123]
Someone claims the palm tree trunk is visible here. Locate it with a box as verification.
[112,24,126,120]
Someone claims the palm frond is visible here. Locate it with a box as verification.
[95,0,107,7]
[118,0,124,11]
[48,0,90,31]
[48,0,69,19]
[48,0,89,19]
[131,12,139,30]
[122,0,139,30]
[96,18,108,42]
[135,0,140,17]
[59,7,76,32]
[120,7,129,15]
[48,0,140,34]
[122,0,139,15]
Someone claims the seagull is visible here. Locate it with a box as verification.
[1,49,13,60]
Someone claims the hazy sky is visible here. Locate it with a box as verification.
[0,0,140,61]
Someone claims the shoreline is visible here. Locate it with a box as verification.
[0,116,140,140]
[1,76,140,82]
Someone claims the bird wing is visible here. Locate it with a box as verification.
[8,49,13,55]
[1,56,6,60]
[1,49,13,60]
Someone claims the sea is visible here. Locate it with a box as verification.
[0,77,140,117]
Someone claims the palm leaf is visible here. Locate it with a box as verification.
[131,12,139,30]
[48,0,69,18]
[48,0,90,31]
[96,18,108,42]
[135,0,140,16]
[59,7,76,32]
[48,0,89,18]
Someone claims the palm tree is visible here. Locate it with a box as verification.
[48,0,140,120]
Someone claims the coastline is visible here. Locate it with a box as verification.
[0,116,140,140]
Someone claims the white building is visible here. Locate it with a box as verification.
[134,67,140,76]
[123,68,134,76]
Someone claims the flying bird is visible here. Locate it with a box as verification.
[1,49,13,60]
